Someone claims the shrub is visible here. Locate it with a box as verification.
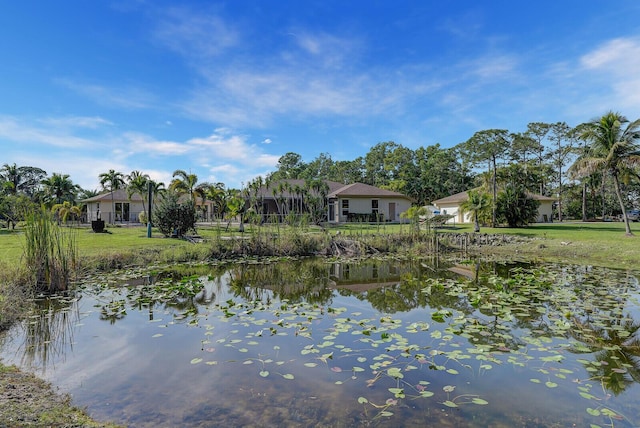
[495,185,540,227]
[152,194,196,237]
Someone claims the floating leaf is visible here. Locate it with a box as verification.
[472,398,488,405]
[304,363,318,368]
[443,400,458,408]
[357,397,368,404]
[545,381,558,388]
[259,370,270,377]
[586,408,601,416]
[282,374,294,380]
[190,358,203,365]
[152,333,163,338]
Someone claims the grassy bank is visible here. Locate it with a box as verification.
[0,363,122,427]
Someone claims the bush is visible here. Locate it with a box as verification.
[152,194,196,237]
[495,185,540,227]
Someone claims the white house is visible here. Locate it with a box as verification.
[432,190,555,224]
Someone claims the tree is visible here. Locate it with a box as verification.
[169,170,207,203]
[127,171,150,222]
[525,122,552,194]
[51,201,82,225]
[270,152,306,180]
[460,189,491,232]
[573,111,640,236]
[0,163,46,198]
[495,185,540,227]
[99,169,125,224]
[41,173,79,206]
[152,193,196,237]
[548,122,577,222]
[461,129,510,227]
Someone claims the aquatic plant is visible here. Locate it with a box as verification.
[23,208,77,293]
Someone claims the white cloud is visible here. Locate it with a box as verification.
[579,37,640,113]
[153,7,239,59]
[57,79,155,109]
[0,115,100,149]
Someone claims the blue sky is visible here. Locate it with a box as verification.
[2,1,640,191]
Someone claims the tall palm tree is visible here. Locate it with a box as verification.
[99,169,125,224]
[459,189,491,232]
[126,171,150,221]
[40,173,79,206]
[573,111,640,236]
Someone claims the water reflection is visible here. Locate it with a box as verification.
[1,258,639,427]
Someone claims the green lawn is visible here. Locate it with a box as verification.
[0,220,639,269]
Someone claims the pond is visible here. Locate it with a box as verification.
[1,257,640,427]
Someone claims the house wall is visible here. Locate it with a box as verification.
[333,197,411,223]
[536,201,553,222]
[436,203,471,224]
[86,200,146,223]
[436,201,555,224]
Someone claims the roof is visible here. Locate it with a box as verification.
[433,190,557,205]
[328,182,412,200]
[256,179,411,200]
[82,189,142,202]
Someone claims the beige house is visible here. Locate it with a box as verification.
[432,190,556,224]
[82,189,215,223]
[82,189,145,223]
[255,179,413,223]
[327,182,413,223]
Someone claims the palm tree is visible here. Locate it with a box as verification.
[459,189,491,232]
[573,111,640,236]
[51,201,82,225]
[40,173,79,206]
[99,169,125,224]
[0,163,46,197]
[126,171,150,222]
[169,170,207,203]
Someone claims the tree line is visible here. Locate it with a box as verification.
[2,111,639,231]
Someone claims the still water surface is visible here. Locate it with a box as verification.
[1,258,640,427]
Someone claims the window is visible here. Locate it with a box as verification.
[371,199,378,214]
[341,199,349,216]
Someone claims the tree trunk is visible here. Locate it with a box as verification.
[612,174,633,236]
[581,182,587,222]
[491,157,497,228]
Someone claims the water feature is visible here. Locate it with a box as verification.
[1,258,639,427]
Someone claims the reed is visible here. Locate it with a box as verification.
[23,209,77,293]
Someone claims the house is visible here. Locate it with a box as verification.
[327,182,412,223]
[82,189,145,223]
[82,189,215,223]
[432,190,556,224]
[253,179,413,223]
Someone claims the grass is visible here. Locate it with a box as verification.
[0,220,639,268]
[435,220,640,268]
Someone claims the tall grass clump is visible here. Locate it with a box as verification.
[23,208,77,293]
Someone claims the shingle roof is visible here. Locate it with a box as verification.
[328,182,411,199]
[255,179,412,200]
[81,189,142,202]
[433,189,557,205]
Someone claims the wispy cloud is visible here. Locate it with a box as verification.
[56,79,155,109]
[153,7,239,59]
[580,37,640,114]
[0,115,102,149]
